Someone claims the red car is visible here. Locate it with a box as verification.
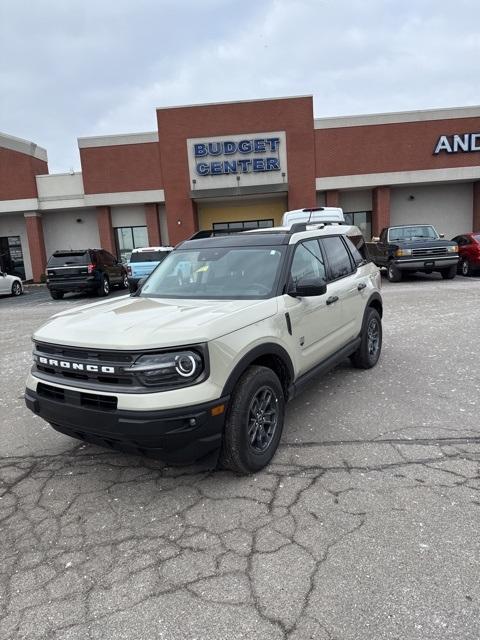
[452,233,480,276]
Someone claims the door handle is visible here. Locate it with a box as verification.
[357,282,367,291]
[326,295,339,305]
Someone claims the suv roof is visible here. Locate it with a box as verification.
[130,246,173,254]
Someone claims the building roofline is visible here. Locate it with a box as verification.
[0,131,48,162]
[314,105,480,129]
[78,131,159,149]
[156,95,313,111]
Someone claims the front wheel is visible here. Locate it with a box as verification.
[11,281,22,296]
[440,265,456,280]
[351,307,382,369]
[50,290,64,300]
[219,366,285,474]
[387,262,402,282]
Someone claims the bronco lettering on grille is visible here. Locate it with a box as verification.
[37,356,115,374]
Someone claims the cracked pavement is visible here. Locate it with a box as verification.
[1,276,480,639]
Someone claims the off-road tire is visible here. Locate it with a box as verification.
[387,262,402,282]
[440,265,456,280]
[351,307,382,369]
[219,365,285,474]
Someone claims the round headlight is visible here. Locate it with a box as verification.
[175,354,197,377]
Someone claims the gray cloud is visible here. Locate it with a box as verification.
[1,0,479,171]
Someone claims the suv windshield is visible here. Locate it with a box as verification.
[388,226,438,242]
[130,251,170,263]
[47,252,89,266]
[140,246,285,299]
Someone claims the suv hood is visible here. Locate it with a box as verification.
[33,295,279,349]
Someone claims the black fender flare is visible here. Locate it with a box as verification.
[221,343,295,398]
[359,292,383,337]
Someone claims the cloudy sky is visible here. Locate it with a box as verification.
[1,0,480,172]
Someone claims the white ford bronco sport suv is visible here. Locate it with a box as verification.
[25,208,382,474]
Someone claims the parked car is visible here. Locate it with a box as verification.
[366,224,459,282]
[46,249,128,300]
[26,208,382,474]
[0,271,23,297]
[127,246,173,292]
[452,233,480,276]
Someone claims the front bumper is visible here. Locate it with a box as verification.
[25,386,229,464]
[393,256,459,271]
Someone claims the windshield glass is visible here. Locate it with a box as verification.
[140,246,285,299]
[47,252,89,266]
[388,226,438,242]
[473,234,480,243]
[130,251,170,263]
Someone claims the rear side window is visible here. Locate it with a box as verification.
[320,236,355,281]
[130,251,170,263]
[47,252,89,267]
[344,236,367,266]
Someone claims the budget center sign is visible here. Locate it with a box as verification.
[187,131,287,190]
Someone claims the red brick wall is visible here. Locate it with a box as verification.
[96,206,116,255]
[325,190,340,207]
[473,183,480,232]
[81,143,163,194]
[157,97,317,245]
[0,148,47,200]
[25,215,47,282]
[145,203,162,246]
[372,187,391,236]
[315,117,480,177]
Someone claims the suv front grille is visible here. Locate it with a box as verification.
[33,343,136,390]
[37,382,118,411]
[411,247,447,258]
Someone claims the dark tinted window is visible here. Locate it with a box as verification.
[290,240,326,283]
[321,236,354,281]
[130,251,171,263]
[344,236,366,266]
[47,251,89,267]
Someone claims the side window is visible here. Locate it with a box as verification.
[102,251,114,266]
[344,236,366,266]
[320,236,355,281]
[290,240,326,284]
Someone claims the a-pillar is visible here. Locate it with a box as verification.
[473,182,480,231]
[325,190,340,207]
[372,186,391,237]
[145,203,162,246]
[24,212,47,283]
[96,206,116,255]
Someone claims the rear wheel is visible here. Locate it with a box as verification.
[387,262,402,282]
[440,264,456,280]
[219,365,285,474]
[98,276,110,297]
[11,281,22,296]
[50,290,64,300]
[351,307,382,369]
[460,259,472,277]
[120,272,129,289]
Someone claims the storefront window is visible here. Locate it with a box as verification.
[115,226,148,263]
[213,219,274,232]
[0,236,25,280]
[344,211,372,241]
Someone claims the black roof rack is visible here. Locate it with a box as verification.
[288,221,344,234]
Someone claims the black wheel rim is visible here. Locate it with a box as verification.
[247,385,279,453]
[13,283,21,295]
[104,279,109,293]
[367,318,380,357]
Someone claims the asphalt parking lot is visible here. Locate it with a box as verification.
[1,275,480,640]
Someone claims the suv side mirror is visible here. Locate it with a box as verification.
[130,276,147,295]
[439,233,445,238]
[288,277,327,298]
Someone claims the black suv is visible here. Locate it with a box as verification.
[46,249,128,300]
